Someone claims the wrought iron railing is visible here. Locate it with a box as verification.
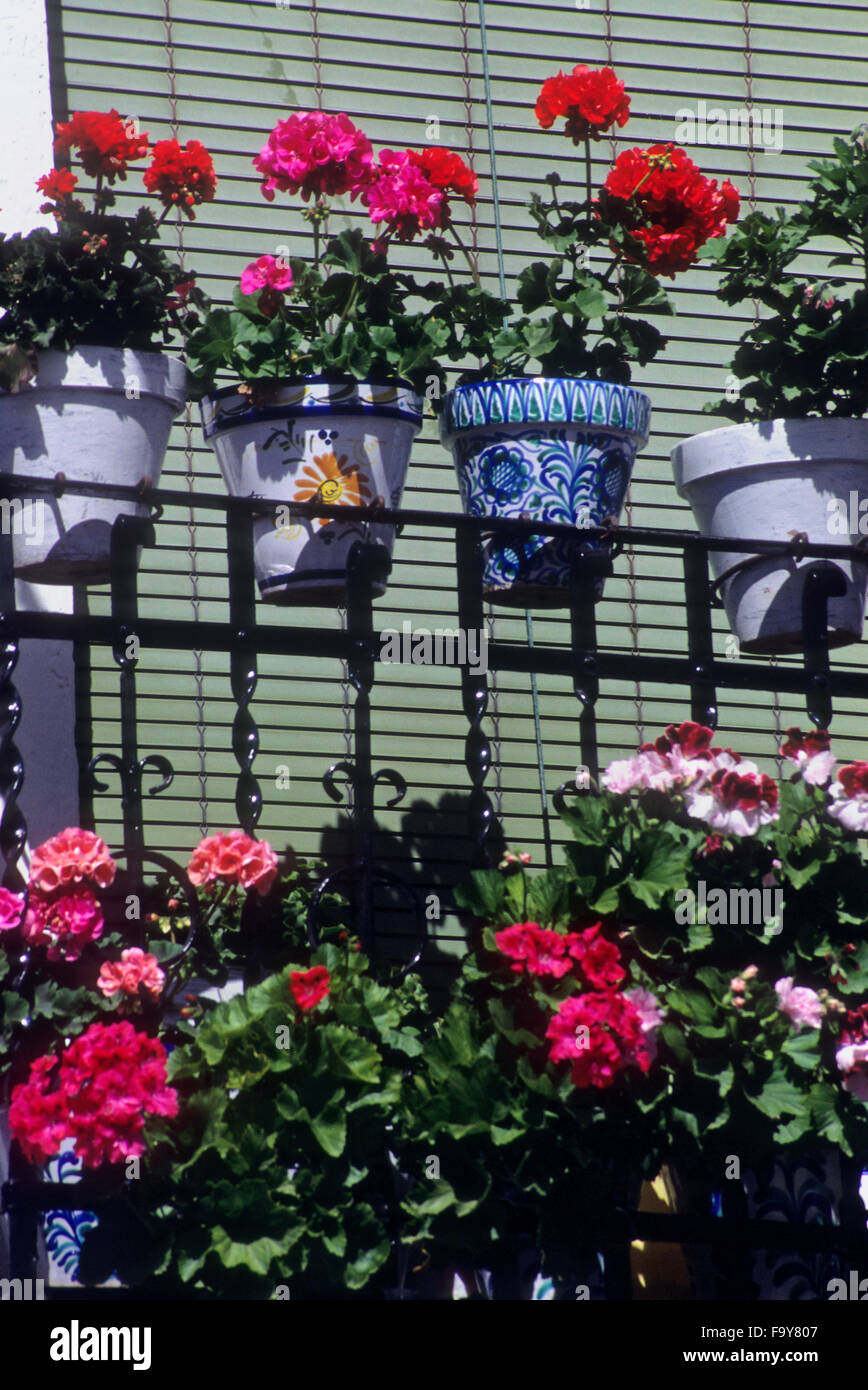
[2,471,868,1296]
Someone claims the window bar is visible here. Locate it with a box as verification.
[226,502,262,836]
[100,514,160,903]
[568,543,607,784]
[683,541,719,730]
[456,526,496,867]
[344,540,391,956]
[801,563,847,729]
[0,492,26,891]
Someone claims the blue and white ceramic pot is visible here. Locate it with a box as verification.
[201,377,422,604]
[440,377,651,607]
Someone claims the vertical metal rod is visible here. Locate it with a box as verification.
[109,515,154,891]
[0,488,26,890]
[226,502,262,835]
[568,546,601,784]
[457,528,496,866]
[476,0,507,300]
[345,542,388,956]
[683,543,719,730]
[524,612,554,868]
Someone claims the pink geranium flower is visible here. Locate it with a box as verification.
[188,830,278,897]
[240,254,293,296]
[254,110,373,202]
[23,888,104,962]
[0,886,25,933]
[29,828,116,894]
[9,1022,178,1168]
[98,948,165,1000]
[775,977,823,1032]
[780,727,836,786]
[361,149,446,241]
[602,722,727,795]
[623,986,664,1062]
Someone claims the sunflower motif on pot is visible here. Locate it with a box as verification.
[293,449,373,528]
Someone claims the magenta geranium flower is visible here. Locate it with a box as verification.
[240,254,293,296]
[361,149,446,242]
[253,110,373,202]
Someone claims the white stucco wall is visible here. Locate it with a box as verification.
[0,1,79,872]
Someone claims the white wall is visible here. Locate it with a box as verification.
[0,1,80,877]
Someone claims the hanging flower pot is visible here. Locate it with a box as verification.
[200,377,422,603]
[671,419,868,654]
[440,377,651,608]
[0,347,186,583]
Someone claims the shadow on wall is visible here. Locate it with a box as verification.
[318,791,506,993]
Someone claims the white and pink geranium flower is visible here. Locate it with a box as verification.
[835,1042,868,1101]
[775,977,823,1032]
[602,721,721,795]
[780,727,836,785]
[684,761,779,837]
[827,762,868,832]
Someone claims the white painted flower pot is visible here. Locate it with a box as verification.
[200,378,422,604]
[0,348,186,583]
[671,419,868,654]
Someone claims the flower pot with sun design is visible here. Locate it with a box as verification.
[201,378,422,603]
[440,378,651,608]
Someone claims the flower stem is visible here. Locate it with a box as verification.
[448,223,481,288]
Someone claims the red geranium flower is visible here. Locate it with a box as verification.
[603,144,739,276]
[54,110,149,180]
[546,990,650,1089]
[494,921,574,978]
[290,965,331,1012]
[535,64,630,143]
[564,922,625,990]
[143,138,217,218]
[9,1022,177,1168]
[406,147,478,205]
[35,167,79,212]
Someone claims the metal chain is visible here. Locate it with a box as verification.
[310,0,324,110]
[743,2,781,752]
[605,0,643,743]
[163,0,208,836]
[460,0,480,271]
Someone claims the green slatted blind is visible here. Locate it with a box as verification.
[51,0,868,972]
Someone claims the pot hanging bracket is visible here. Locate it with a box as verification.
[801,563,848,729]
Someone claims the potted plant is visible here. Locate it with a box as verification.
[80,941,432,1298]
[0,823,282,1286]
[399,887,669,1298]
[0,109,215,583]
[437,64,739,607]
[186,112,479,604]
[672,126,868,653]
[561,720,868,1296]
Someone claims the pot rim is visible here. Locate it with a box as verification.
[440,375,651,444]
[672,416,868,493]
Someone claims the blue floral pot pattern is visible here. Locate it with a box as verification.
[441,378,651,607]
[44,1146,99,1285]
